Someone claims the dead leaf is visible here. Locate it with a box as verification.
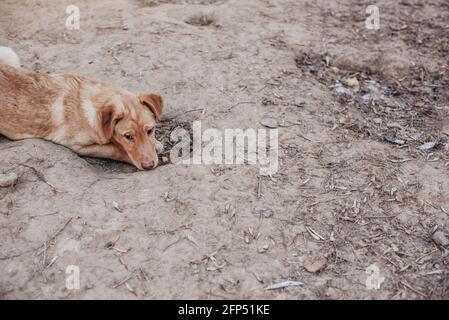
[344,77,359,89]
[304,256,327,273]
[396,191,406,203]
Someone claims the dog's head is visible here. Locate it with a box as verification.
[100,92,163,170]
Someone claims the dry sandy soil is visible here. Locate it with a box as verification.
[1,0,449,299]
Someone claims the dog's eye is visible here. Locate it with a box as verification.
[147,128,154,136]
[124,134,134,142]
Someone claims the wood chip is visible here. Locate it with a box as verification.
[395,191,406,203]
[112,201,123,213]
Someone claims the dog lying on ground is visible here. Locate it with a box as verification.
[0,47,163,170]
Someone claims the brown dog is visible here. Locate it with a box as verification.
[0,47,163,170]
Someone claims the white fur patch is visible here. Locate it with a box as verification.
[0,46,20,68]
[52,95,65,125]
[81,100,97,129]
[49,95,66,143]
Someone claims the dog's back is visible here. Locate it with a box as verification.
[0,47,58,140]
[0,47,20,68]
[0,48,106,144]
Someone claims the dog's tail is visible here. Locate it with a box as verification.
[0,46,20,68]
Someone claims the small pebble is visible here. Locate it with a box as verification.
[0,172,18,188]
[335,86,352,95]
[432,230,449,247]
[260,116,279,129]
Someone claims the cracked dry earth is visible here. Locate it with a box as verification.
[1,0,449,299]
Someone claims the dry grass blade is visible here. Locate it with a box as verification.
[265,280,304,290]
[305,225,325,241]
[37,217,73,255]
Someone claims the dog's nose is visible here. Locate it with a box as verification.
[141,160,155,170]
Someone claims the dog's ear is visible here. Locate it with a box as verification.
[100,106,122,141]
[139,93,163,121]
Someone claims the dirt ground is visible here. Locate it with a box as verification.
[1,0,449,299]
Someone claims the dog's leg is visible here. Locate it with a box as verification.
[75,143,131,164]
